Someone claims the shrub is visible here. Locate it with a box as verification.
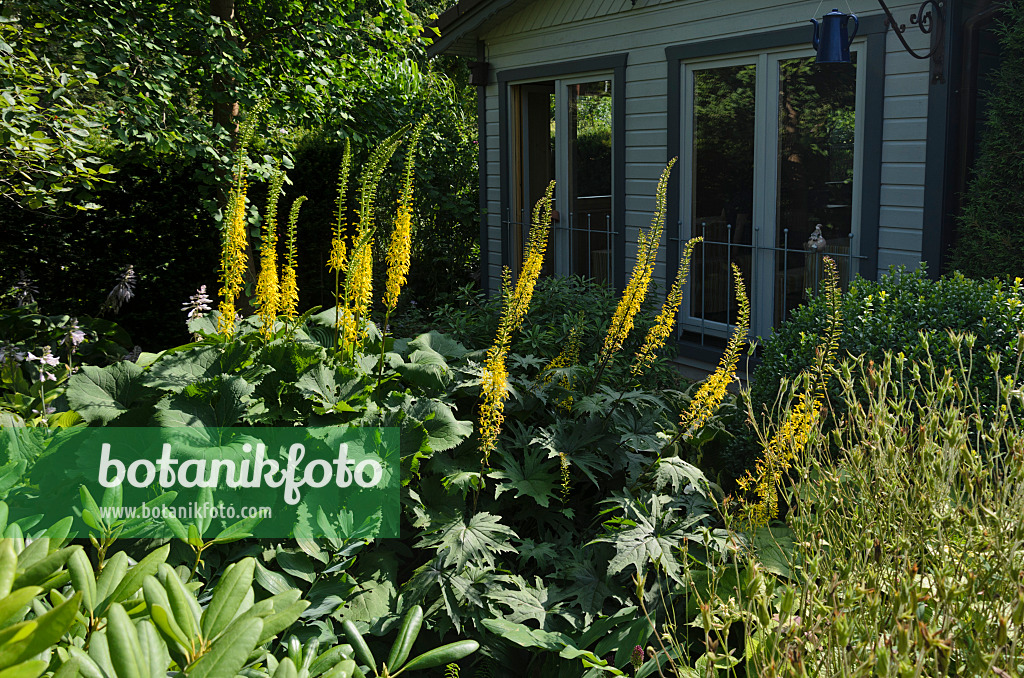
[750,265,1024,427]
[949,0,1024,278]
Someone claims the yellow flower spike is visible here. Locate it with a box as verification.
[328,140,353,275]
[218,178,249,336]
[216,100,268,337]
[540,318,584,410]
[279,195,307,319]
[738,256,842,528]
[631,236,702,378]
[601,159,677,362]
[345,234,375,344]
[559,452,571,504]
[385,117,428,313]
[479,181,555,468]
[678,263,750,438]
[255,168,286,339]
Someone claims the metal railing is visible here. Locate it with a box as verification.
[502,205,616,286]
[682,220,866,345]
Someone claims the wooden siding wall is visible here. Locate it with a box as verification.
[480,0,932,292]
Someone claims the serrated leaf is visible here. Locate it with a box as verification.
[417,512,517,571]
[488,447,558,508]
[486,576,564,627]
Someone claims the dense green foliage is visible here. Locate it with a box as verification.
[0,0,429,209]
[0,0,478,350]
[750,265,1024,423]
[432,276,684,391]
[665,342,1024,675]
[949,0,1024,278]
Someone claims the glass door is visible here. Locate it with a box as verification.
[684,60,758,333]
[564,79,613,284]
[771,53,859,326]
[509,74,615,284]
[680,47,863,340]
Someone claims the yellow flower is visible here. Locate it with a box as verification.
[738,393,820,528]
[216,100,268,337]
[737,256,842,528]
[385,205,413,312]
[279,195,306,319]
[631,237,701,377]
[384,118,427,313]
[255,169,286,338]
[218,178,249,336]
[601,159,676,360]
[540,319,584,410]
[479,181,554,467]
[678,263,750,437]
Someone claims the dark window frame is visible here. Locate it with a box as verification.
[664,19,888,295]
[497,54,629,291]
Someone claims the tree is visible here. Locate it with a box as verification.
[0,0,431,212]
[0,14,113,211]
[949,1,1024,279]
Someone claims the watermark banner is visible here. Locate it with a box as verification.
[0,426,399,539]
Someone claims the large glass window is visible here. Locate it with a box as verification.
[509,76,614,283]
[681,48,863,339]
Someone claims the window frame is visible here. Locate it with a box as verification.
[665,21,887,348]
[497,54,628,289]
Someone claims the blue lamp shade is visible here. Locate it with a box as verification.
[810,8,860,64]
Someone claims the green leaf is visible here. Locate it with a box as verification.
[405,399,473,453]
[0,592,80,670]
[105,603,146,678]
[417,512,517,571]
[201,557,255,641]
[751,525,796,579]
[0,660,47,678]
[295,365,367,411]
[406,331,469,360]
[187,617,262,678]
[94,551,128,609]
[480,618,571,652]
[137,620,170,678]
[13,545,78,590]
[397,347,451,392]
[157,564,201,643]
[486,576,564,627]
[67,549,95,613]
[155,375,254,427]
[0,588,42,628]
[101,544,169,613]
[66,362,156,425]
[488,447,558,508]
[651,457,711,496]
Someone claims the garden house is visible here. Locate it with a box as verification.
[429,0,1002,361]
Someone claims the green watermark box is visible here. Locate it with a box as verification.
[0,426,399,539]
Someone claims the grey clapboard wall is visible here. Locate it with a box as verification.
[478,0,931,292]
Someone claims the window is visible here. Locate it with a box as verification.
[507,74,615,284]
[679,45,866,339]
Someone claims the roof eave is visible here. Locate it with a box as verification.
[427,0,521,58]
